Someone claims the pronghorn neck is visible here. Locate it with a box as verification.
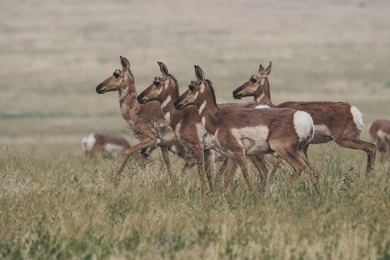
[254,77,274,107]
[197,89,219,135]
[160,76,181,125]
[118,79,140,119]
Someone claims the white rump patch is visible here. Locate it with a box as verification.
[293,111,314,143]
[81,134,96,152]
[351,106,364,131]
[199,100,207,114]
[255,104,270,109]
[231,126,270,155]
[161,95,171,110]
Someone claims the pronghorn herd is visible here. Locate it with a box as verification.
[91,55,386,198]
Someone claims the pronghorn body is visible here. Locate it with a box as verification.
[233,62,376,172]
[369,119,390,162]
[81,133,148,161]
[95,56,187,181]
[137,61,214,196]
[82,133,131,158]
[174,65,320,196]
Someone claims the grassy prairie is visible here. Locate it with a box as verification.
[1,0,390,259]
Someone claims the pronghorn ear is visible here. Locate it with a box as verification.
[158,61,169,77]
[259,64,265,74]
[120,56,130,71]
[194,65,205,82]
[265,61,272,75]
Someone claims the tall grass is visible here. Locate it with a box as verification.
[1,147,389,259]
[1,0,390,258]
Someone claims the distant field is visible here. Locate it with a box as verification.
[1,0,390,259]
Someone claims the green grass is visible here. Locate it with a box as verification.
[1,148,390,259]
[1,0,390,258]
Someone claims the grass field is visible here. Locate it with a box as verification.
[1,0,390,259]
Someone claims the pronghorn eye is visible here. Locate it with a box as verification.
[189,85,195,92]
[154,81,160,87]
[113,72,120,78]
[250,78,257,83]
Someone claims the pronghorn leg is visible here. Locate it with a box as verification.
[190,147,212,198]
[223,158,238,191]
[335,139,376,172]
[271,142,321,196]
[215,158,228,189]
[159,145,175,185]
[232,152,256,196]
[266,154,283,183]
[249,155,267,192]
[117,139,158,178]
[203,149,215,195]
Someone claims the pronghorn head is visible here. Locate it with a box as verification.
[96,56,134,94]
[232,61,272,100]
[138,61,175,104]
[174,65,215,110]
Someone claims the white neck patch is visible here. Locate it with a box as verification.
[200,83,205,93]
[201,116,206,127]
[256,93,265,104]
[199,100,207,115]
[161,95,171,110]
[194,90,199,100]
[164,112,171,123]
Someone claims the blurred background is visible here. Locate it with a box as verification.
[1,0,389,160]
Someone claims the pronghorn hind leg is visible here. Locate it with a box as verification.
[249,155,267,192]
[223,158,238,191]
[335,139,376,172]
[265,154,283,183]
[232,152,256,196]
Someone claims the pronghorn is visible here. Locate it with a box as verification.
[174,65,320,196]
[368,119,390,163]
[137,62,272,192]
[81,133,149,161]
[233,62,376,172]
[95,56,189,183]
[137,61,214,196]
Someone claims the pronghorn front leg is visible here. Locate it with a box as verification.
[117,138,157,178]
[159,145,175,185]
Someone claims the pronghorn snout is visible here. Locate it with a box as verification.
[174,98,184,110]
[96,84,106,94]
[232,86,244,99]
[137,93,147,104]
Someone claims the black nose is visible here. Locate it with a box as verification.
[96,84,105,94]
[232,89,242,99]
[174,99,182,109]
[137,94,145,104]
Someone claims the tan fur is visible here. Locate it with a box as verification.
[369,119,390,163]
[233,62,376,172]
[81,133,148,161]
[95,56,188,182]
[175,65,320,196]
[137,61,214,197]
